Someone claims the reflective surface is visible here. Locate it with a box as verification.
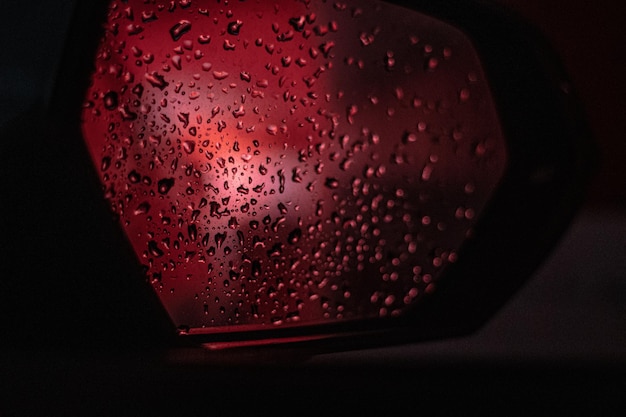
[2,1,623,414]
[81,0,506,333]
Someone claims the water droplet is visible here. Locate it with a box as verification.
[141,10,157,23]
[126,23,144,36]
[232,106,245,118]
[289,15,306,32]
[128,170,141,184]
[144,71,169,90]
[287,228,302,245]
[170,20,192,41]
[183,140,195,154]
[133,201,151,215]
[360,32,375,46]
[266,124,278,135]
[278,169,286,193]
[157,178,175,194]
[119,105,137,121]
[459,87,470,102]
[132,83,144,98]
[148,240,164,257]
[324,177,339,189]
[425,57,439,71]
[251,259,262,278]
[320,41,335,58]
[223,39,236,51]
[188,224,197,241]
[227,20,243,35]
[215,232,227,248]
[384,51,395,71]
[170,55,183,70]
[346,104,358,124]
[212,71,229,80]
[402,131,417,144]
[338,157,352,171]
[103,91,118,110]
[101,156,111,172]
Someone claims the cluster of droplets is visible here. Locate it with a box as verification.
[81,0,506,332]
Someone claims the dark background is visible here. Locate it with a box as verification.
[1,0,625,415]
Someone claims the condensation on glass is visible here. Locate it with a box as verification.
[81,0,507,335]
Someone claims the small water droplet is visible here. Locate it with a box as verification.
[126,23,143,36]
[128,170,141,184]
[101,156,111,171]
[324,177,339,189]
[183,140,195,154]
[170,20,192,41]
[134,201,151,215]
[360,32,375,46]
[188,224,197,241]
[425,57,439,71]
[141,10,157,23]
[212,71,229,80]
[251,259,262,278]
[289,15,306,32]
[384,51,395,71]
[232,105,245,118]
[266,124,278,135]
[227,20,243,35]
[119,105,137,121]
[148,240,164,257]
[144,71,169,90]
[223,39,236,51]
[287,228,302,245]
[459,88,470,102]
[103,91,118,110]
[215,232,227,248]
[157,178,175,194]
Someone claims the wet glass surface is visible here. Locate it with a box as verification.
[81,0,506,333]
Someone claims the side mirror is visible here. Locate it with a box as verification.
[2,0,596,352]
